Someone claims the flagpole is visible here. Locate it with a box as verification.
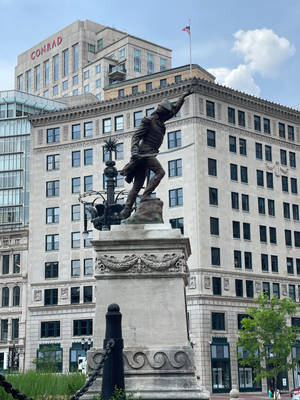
[189,18,192,79]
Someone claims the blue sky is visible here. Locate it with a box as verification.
[1,0,300,108]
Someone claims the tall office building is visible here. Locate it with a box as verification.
[27,66,300,395]
[14,20,172,102]
[0,90,65,370]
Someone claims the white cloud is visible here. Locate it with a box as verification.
[208,28,295,96]
[208,65,260,96]
[0,60,14,91]
[233,28,295,77]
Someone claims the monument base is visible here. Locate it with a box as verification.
[83,224,210,399]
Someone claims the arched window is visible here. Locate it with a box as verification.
[13,286,20,306]
[2,287,9,307]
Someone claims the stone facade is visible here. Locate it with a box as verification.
[27,74,300,394]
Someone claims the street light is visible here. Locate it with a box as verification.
[81,337,92,354]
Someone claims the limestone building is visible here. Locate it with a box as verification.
[0,90,65,370]
[27,67,300,394]
[14,19,171,102]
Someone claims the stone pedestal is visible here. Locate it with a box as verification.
[85,224,210,399]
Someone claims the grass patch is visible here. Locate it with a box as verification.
[0,370,86,399]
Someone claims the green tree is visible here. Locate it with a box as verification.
[237,293,300,391]
[32,345,60,372]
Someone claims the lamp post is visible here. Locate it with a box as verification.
[80,337,92,355]
[79,138,126,232]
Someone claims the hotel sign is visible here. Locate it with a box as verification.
[31,37,63,60]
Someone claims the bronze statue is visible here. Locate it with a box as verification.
[120,88,192,219]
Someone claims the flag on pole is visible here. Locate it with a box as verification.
[182,26,191,35]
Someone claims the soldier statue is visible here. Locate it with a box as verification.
[120,88,192,219]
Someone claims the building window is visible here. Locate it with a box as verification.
[84,230,93,248]
[268,199,275,216]
[47,127,60,143]
[13,254,20,274]
[169,218,184,234]
[26,70,31,93]
[84,70,90,81]
[17,74,23,91]
[2,255,9,274]
[46,207,59,224]
[44,60,50,86]
[288,125,295,141]
[169,188,183,207]
[210,217,219,236]
[263,118,271,134]
[287,257,294,274]
[291,178,298,194]
[115,143,124,160]
[245,252,252,269]
[160,79,167,88]
[273,283,280,298]
[261,254,268,272]
[84,122,93,137]
[240,166,248,183]
[134,111,143,127]
[12,318,19,340]
[263,282,270,298]
[72,75,78,86]
[209,187,218,206]
[84,176,93,191]
[146,82,152,92]
[206,101,215,118]
[72,151,81,167]
[46,180,59,197]
[134,48,141,72]
[71,232,80,248]
[175,75,182,83]
[235,280,243,297]
[2,287,9,307]
[1,319,8,341]
[289,285,296,301]
[297,259,300,275]
[71,287,80,304]
[279,122,285,138]
[254,115,261,131]
[45,234,59,251]
[282,176,288,192]
[238,110,245,127]
[242,194,249,211]
[73,43,79,72]
[293,204,299,221]
[289,152,296,168]
[283,202,290,219]
[63,49,69,76]
[44,288,58,306]
[72,177,81,194]
[168,159,182,177]
[280,149,287,166]
[71,260,80,277]
[295,231,300,248]
[231,192,239,210]
[259,225,267,243]
[83,286,93,303]
[256,143,263,159]
[118,89,124,98]
[160,57,167,71]
[71,204,80,221]
[119,48,125,59]
[53,85,58,96]
[230,164,238,181]
[73,319,93,336]
[228,107,235,124]
[71,124,80,140]
[211,247,220,266]
[115,115,124,131]
[103,118,111,134]
[47,154,60,171]
[239,139,247,155]
[246,280,254,298]
[234,250,242,269]
[285,229,292,246]
[97,39,103,51]
[132,85,138,95]
[84,259,93,276]
[232,221,240,239]
[265,145,272,161]
[256,170,264,186]
[212,313,225,330]
[212,277,221,295]
[208,158,217,176]
[35,65,40,90]
[45,262,58,279]
[168,130,181,148]
[243,223,251,240]
[271,255,278,273]
[229,136,236,152]
[269,227,277,244]
[266,172,273,189]
[96,78,101,88]
[41,321,60,338]
[84,149,93,166]
[207,130,216,147]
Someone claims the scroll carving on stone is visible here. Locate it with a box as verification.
[255,282,261,293]
[60,288,68,299]
[266,161,288,177]
[88,348,194,373]
[95,253,187,274]
[281,284,287,296]
[189,276,196,289]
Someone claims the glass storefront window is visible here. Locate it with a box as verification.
[211,339,231,393]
